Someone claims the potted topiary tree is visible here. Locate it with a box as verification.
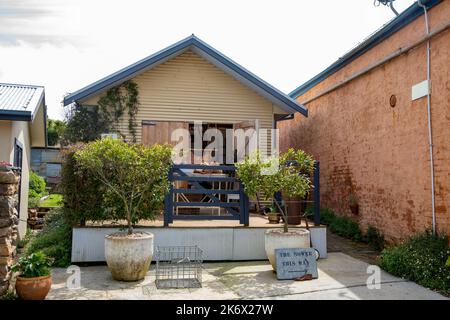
[12,251,53,300]
[75,138,172,281]
[236,149,315,270]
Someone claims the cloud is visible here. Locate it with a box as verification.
[0,0,81,47]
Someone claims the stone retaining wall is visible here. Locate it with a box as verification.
[0,166,20,296]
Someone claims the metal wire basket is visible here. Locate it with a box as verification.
[155,246,204,289]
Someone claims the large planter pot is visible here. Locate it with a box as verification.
[285,196,307,225]
[15,275,52,300]
[265,229,310,270]
[286,199,301,225]
[105,231,154,281]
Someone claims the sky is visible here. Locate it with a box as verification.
[0,0,416,120]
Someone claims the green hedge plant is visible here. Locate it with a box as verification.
[29,171,46,198]
[74,138,172,234]
[60,145,107,225]
[26,209,72,267]
[380,231,450,294]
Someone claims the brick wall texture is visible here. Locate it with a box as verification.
[279,1,450,242]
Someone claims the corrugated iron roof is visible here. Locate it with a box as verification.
[0,83,45,121]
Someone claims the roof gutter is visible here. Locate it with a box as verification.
[0,110,33,121]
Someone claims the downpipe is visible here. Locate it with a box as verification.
[417,0,436,235]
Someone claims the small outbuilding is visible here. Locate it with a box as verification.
[0,83,47,236]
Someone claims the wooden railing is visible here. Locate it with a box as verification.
[164,164,249,226]
[163,162,321,227]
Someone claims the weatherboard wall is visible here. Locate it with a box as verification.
[82,50,285,144]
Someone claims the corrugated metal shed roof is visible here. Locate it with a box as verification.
[0,83,45,121]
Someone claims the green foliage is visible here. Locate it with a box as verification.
[47,119,66,146]
[1,290,18,300]
[29,171,46,199]
[364,225,385,251]
[60,145,107,224]
[329,215,362,241]
[40,194,63,207]
[308,206,362,241]
[17,228,33,249]
[98,81,140,142]
[28,196,41,209]
[380,232,450,294]
[12,251,53,278]
[62,105,109,145]
[74,138,173,233]
[26,209,72,267]
[63,81,140,144]
[236,148,314,232]
[316,207,336,225]
[306,206,385,251]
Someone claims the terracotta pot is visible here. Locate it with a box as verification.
[15,275,52,300]
[285,196,307,225]
[105,231,154,281]
[286,200,301,225]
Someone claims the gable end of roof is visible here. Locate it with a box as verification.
[63,35,308,117]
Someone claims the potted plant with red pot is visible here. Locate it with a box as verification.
[12,251,53,300]
[349,193,359,215]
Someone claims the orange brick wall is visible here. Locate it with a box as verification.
[279,1,450,242]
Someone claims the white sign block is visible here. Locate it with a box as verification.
[412,80,429,101]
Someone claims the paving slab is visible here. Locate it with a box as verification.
[47,253,447,300]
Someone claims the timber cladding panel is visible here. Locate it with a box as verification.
[83,50,279,144]
[141,121,189,146]
[279,1,450,242]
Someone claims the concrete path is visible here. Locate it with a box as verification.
[47,252,447,300]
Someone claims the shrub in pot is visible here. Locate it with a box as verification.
[12,251,53,300]
[75,138,172,281]
[267,205,280,224]
[236,149,315,270]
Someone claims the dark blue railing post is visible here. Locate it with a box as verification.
[243,192,250,227]
[238,180,250,226]
[238,181,245,225]
[164,167,174,227]
[313,161,320,226]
